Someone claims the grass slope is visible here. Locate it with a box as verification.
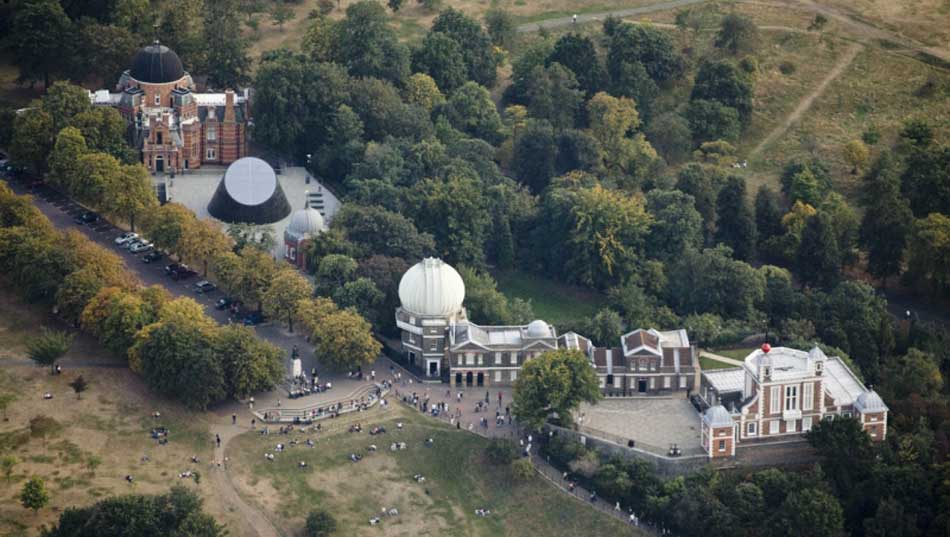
[494,270,606,325]
[229,405,641,536]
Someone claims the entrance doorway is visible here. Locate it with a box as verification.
[455,373,462,386]
[476,372,484,386]
[465,372,473,387]
[428,361,438,376]
[155,155,164,172]
[638,379,648,393]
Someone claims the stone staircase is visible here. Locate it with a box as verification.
[254,383,388,423]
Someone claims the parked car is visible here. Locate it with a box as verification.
[73,211,100,225]
[215,297,233,310]
[115,232,138,245]
[142,251,164,263]
[172,266,197,281]
[194,280,216,294]
[129,241,153,253]
[243,311,264,326]
[164,263,183,276]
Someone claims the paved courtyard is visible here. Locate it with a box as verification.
[577,397,703,455]
[159,165,341,259]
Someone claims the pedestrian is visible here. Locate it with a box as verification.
[277,399,281,407]
[249,397,254,409]
[498,392,502,407]
[572,13,577,24]
[251,418,256,429]
[231,414,236,425]
[215,434,221,448]
[485,391,489,403]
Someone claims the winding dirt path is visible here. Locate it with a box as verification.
[210,420,282,537]
[749,42,863,158]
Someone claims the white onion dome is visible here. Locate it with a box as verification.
[855,390,888,413]
[703,405,734,428]
[398,258,465,317]
[526,319,552,338]
[286,207,325,241]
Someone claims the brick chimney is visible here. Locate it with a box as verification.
[224,90,235,123]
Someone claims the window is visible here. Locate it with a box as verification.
[606,374,614,387]
[802,382,814,411]
[842,411,852,418]
[785,385,798,411]
[718,440,726,452]
[154,93,160,105]
[477,355,483,365]
[802,417,812,432]
[599,377,606,388]
[649,377,655,390]
[679,376,687,389]
[770,386,781,414]
[663,376,671,389]
[786,419,796,433]
[510,371,517,382]
[769,420,779,435]
[747,422,757,436]
[156,132,163,144]
[206,147,216,160]
[207,127,217,141]
[510,353,517,365]
[465,354,474,366]
[495,352,502,365]
[494,371,502,382]
[409,334,416,344]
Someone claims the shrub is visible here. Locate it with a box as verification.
[486,438,519,465]
[778,61,797,75]
[306,509,338,537]
[512,458,534,480]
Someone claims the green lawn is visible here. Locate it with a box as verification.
[699,356,737,370]
[229,406,642,537]
[709,348,757,361]
[494,270,606,325]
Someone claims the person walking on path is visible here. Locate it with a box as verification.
[231,414,236,425]
[215,434,221,448]
[498,392,502,407]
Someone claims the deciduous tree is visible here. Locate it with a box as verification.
[26,328,73,375]
[10,0,72,88]
[263,269,312,332]
[102,164,157,231]
[432,8,499,87]
[214,325,284,398]
[411,31,467,93]
[179,219,232,276]
[69,375,88,399]
[715,176,756,261]
[513,349,601,429]
[310,309,381,371]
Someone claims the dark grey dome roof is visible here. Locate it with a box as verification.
[208,158,292,225]
[130,41,184,84]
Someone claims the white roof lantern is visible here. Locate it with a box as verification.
[526,319,552,338]
[398,258,465,317]
[286,207,325,240]
[703,405,734,428]
[855,390,888,413]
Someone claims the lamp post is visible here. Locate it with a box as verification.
[305,153,312,184]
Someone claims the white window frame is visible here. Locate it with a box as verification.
[785,385,798,411]
[770,386,781,415]
[769,420,779,435]
[786,419,797,433]
[510,370,517,382]
[494,352,502,365]
[679,376,687,389]
[154,93,160,105]
[718,440,726,452]
[663,376,671,389]
[649,377,656,390]
[207,127,217,141]
[465,353,474,366]
[802,416,813,432]
[510,353,517,365]
[802,382,814,411]
[494,370,502,382]
[206,147,216,160]
[477,355,483,365]
[746,422,757,436]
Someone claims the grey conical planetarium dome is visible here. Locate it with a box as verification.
[207,157,291,224]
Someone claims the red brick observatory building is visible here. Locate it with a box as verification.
[91,41,249,174]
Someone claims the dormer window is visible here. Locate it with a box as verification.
[764,366,771,377]
[815,361,823,373]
